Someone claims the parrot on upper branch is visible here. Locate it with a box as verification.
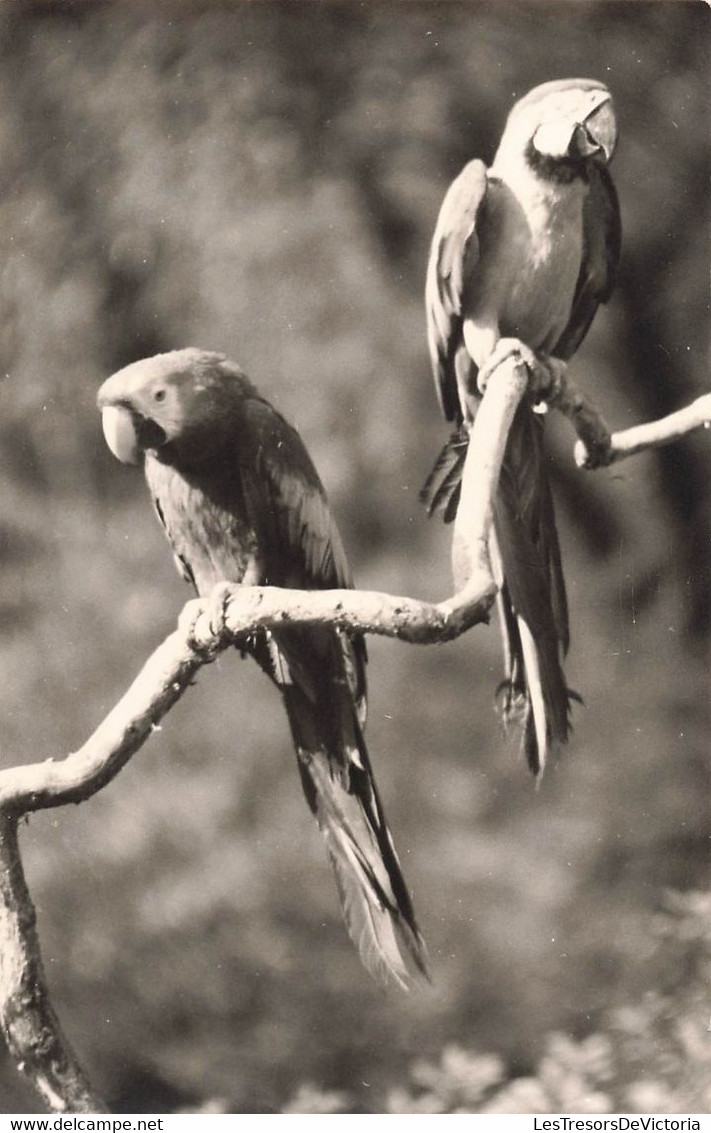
[422,78,621,775]
[98,348,428,990]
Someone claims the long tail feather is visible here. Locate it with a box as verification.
[277,635,429,990]
[517,614,550,774]
[422,409,573,775]
[297,737,429,990]
[420,426,469,523]
[493,408,571,773]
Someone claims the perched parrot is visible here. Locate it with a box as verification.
[422,78,621,775]
[98,348,428,990]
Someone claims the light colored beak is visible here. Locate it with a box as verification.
[101,405,141,465]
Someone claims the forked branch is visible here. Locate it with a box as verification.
[0,357,707,1113]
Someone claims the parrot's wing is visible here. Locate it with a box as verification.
[239,402,429,987]
[240,396,367,715]
[425,159,488,422]
[241,398,353,591]
[554,162,621,359]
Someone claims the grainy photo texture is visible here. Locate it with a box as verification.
[0,0,709,1116]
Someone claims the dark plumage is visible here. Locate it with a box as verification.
[98,348,428,989]
[422,79,621,774]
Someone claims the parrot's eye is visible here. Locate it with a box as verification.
[154,388,167,403]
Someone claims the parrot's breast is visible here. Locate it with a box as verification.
[475,172,587,356]
[145,454,261,595]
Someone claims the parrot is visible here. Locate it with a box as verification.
[422,78,621,775]
[98,348,429,990]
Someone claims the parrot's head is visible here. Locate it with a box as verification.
[97,348,254,466]
[493,78,617,182]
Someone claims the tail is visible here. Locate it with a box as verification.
[421,412,572,776]
[419,424,468,523]
[274,627,429,990]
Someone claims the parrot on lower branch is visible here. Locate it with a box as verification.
[98,348,428,989]
[422,78,621,775]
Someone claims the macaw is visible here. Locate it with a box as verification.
[422,78,621,774]
[98,348,428,989]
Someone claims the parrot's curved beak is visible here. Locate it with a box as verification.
[529,87,617,165]
[582,96,617,162]
[100,403,168,464]
[101,405,142,465]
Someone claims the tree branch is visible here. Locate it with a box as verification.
[0,814,108,1113]
[1,361,531,820]
[572,392,711,469]
[1,356,706,1113]
[0,361,520,1111]
[0,586,496,817]
[548,372,711,470]
[452,358,529,588]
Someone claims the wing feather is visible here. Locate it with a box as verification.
[240,396,367,716]
[554,162,621,359]
[425,160,488,421]
[241,398,353,590]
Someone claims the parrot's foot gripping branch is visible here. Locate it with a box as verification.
[179,584,237,661]
[475,338,562,401]
[571,390,711,469]
[474,346,710,473]
[532,372,711,470]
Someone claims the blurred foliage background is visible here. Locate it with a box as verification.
[0,0,709,1114]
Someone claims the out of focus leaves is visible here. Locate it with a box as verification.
[281,1083,350,1114]
[0,0,708,1115]
[383,891,711,1115]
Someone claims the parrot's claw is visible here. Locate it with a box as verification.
[532,355,568,408]
[178,597,213,657]
[178,584,234,660]
[477,335,538,394]
[205,581,235,638]
[477,338,539,394]
[477,339,567,410]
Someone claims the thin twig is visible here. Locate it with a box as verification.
[545,369,711,470]
[573,392,711,468]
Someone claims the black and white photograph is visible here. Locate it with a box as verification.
[0,0,708,1117]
